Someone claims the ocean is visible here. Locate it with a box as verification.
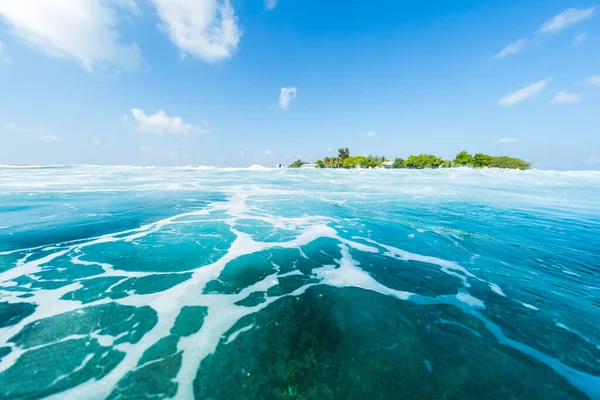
[0,165,599,399]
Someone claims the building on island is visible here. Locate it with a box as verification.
[301,163,318,169]
[382,161,394,169]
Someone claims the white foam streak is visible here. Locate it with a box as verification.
[0,249,69,282]
[489,283,507,297]
[361,237,475,281]
[555,321,600,350]
[517,301,539,311]
[224,324,254,345]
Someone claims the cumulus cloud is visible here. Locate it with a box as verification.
[539,7,596,34]
[93,137,101,146]
[151,0,241,62]
[264,0,277,10]
[279,86,297,110]
[0,0,142,71]
[34,134,60,142]
[551,89,581,104]
[130,108,207,135]
[585,76,600,87]
[499,78,552,107]
[495,137,519,144]
[494,39,527,59]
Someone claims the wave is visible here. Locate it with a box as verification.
[1,163,599,173]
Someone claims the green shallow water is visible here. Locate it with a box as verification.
[0,166,599,399]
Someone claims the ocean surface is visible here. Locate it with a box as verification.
[0,165,599,400]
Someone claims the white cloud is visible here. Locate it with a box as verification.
[360,131,376,138]
[494,39,527,59]
[499,78,552,107]
[265,0,277,10]
[263,150,272,156]
[551,89,581,104]
[327,147,333,152]
[130,108,207,135]
[573,33,587,45]
[34,134,60,142]
[93,137,101,146]
[0,0,142,71]
[5,122,45,133]
[585,76,600,87]
[279,86,297,110]
[539,7,596,34]
[495,137,519,144]
[151,0,241,62]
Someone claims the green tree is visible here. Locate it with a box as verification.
[454,151,473,167]
[441,159,453,168]
[320,156,341,168]
[315,160,324,168]
[404,154,443,169]
[342,156,361,168]
[338,147,350,162]
[367,155,386,167]
[427,155,443,168]
[289,159,307,168]
[342,156,377,168]
[392,158,405,168]
[472,153,493,168]
[489,156,530,170]
[404,155,417,169]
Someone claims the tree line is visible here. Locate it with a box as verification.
[289,149,530,170]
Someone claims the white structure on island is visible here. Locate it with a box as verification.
[301,163,318,169]
[382,161,394,169]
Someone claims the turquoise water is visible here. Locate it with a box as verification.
[0,165,599,399]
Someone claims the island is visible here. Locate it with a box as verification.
[288,149,530,170]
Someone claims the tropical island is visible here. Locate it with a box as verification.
[289,149,531,170]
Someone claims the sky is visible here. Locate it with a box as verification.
[0,0,599,170]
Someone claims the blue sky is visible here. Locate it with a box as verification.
[0,0,599,169]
